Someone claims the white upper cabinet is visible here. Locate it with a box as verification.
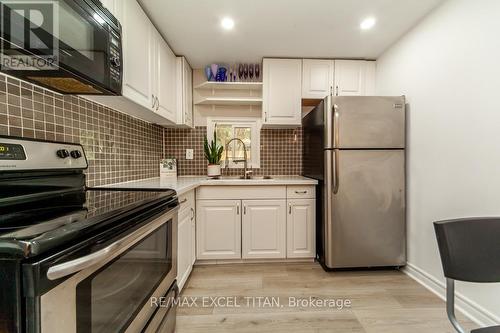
[302,59,334,99]
[364,61,376,95]
[242,200,287,259]
[334,60,376,96]
[121,0,154,110]
[262,58,302,126]
[87,0,178,125]
[176,57,194,128]
[153,30,177,122]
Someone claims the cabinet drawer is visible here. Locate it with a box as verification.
[287,186,315,199]
[197,186,286,200]
[178,190,195,213]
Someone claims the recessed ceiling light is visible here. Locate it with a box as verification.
[221,17,235,30]
[360,17,376,30]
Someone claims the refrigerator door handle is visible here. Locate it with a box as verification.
[333,149,339,194]
[333,104,340,148]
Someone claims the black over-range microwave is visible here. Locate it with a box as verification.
[0,0,122,95]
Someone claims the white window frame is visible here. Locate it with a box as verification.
[207,117,261,169]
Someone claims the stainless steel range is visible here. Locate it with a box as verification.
[0,136,179,333]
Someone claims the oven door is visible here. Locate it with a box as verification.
[34,209,177,333]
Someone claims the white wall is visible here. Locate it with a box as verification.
[376,0,500,326]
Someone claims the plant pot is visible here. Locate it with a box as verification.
[207,164,221,177]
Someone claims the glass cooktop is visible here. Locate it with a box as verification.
[0,188,176,257]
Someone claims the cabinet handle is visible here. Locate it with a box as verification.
[190,207,195,221]
[295,190,307,194]
[152,94,156,108]
[335,86,339,96]
[237,205,240,215]
[156,97,159,111]
[330,86,333,96]
[289,203,292,214]
[179,198,188,204]
[243,206,247,215]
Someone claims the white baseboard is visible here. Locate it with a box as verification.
[194,258,315,265]
[402,262,500,327]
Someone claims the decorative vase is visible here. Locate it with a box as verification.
[207,164,221,177]
[216,67,227,82]
[204,65,212,81]
[210,64,219,82]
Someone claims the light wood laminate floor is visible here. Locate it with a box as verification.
[175,262,476,333]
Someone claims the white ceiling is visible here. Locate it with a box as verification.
[139,0,444,68]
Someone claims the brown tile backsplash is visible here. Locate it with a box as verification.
[0,73,303,183]
[164,126,303,176]
[0,73,164,187]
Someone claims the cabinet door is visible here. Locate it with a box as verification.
[263,58,302,126]
[334,60,366,96]
[302,59,334,99]
[242,200,286,259]
[177,208,192,291]
[154,30,177,122]
[196,200,241,259]
[121,0,154,109]
[184,62,194,127]
[176,57,193,127]
[190,206,196,266]
[365,61,376,95]
[287,199,316,258]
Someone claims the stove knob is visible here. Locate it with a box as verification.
[70,150,82,159]
[56,149,69,158]
[110,56,121,68]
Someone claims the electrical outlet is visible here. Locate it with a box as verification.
[186,149,194,160]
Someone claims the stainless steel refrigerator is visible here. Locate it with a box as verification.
[303,96,406,269]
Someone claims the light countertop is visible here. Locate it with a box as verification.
[99,175,318,196]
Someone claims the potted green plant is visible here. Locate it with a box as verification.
[204,130,224,177]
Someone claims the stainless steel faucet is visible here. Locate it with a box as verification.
[224,138,252,179]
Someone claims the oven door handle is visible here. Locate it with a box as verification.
[46,208,178,281]
[46,240,124,280]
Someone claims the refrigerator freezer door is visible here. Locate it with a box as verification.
[323,149,406,268]
[332,96,405,149]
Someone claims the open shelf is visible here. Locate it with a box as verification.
[194,97,263,106]
[194,81,263,91]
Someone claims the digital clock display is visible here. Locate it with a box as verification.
[0,143,26,160]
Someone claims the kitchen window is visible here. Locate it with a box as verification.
[207,118,261,168]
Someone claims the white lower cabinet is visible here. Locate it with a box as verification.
[177,208,193,290]
[196,185,316,261]
[177,190,196,291]
[287,199,316,258]
[242,200,286,259]
[196,200,241,260]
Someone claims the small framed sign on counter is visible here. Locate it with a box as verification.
[160,158,177,178]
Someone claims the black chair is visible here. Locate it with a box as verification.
[434,218,500,333]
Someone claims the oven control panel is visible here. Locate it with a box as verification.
[0,137,88,171]
[0,143,26,160]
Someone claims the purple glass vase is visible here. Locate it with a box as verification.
[210,64,219,82]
